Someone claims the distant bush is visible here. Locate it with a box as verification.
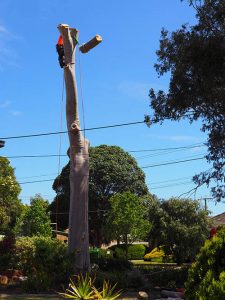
[185,228,225,299]
[109,244,146,260]
[99,248,113,259]
[90,247,114,263]
[98,257,132,272]
[144,246,165,261]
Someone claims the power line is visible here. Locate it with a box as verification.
[19,179,55,185]
[17,157,205,185]
[0,120,145,140]
[150,180,193,190]
[0,113,198,141]
[148,175,192,185]
[3,143,206,159]
[130,143,205,153]
[142,156,204,168]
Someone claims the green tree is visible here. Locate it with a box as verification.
[148,198,210,264]
[0,157,22,234]
[22,194,52,237]
[146,196,165,251]
[105,192,150,259]
[49,145,148,246]
[185,227,225,299]
[148,0,225,200]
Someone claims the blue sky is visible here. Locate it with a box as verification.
[0,0,224,215]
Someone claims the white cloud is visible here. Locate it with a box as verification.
[168,135,198,142]
[0,24,22,69]
[0,100,11,108]
[118,81,150,100]
[0,25,7,34]
[117,81,166,101]
[146,134,199,142]
[190,146,205,153]
[10,110,22,116]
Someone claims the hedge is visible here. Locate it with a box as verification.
[108,244,147,260]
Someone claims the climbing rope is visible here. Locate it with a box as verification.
[77,48,86,142]
[55,73,65,232]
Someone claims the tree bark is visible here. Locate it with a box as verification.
[58,24,90,273]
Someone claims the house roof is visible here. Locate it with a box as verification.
[211,212,225,227]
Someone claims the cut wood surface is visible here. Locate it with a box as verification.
[79,35,102,53]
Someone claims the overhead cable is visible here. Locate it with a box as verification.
[0,121,145,140]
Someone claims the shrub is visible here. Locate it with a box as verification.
[14,236,74,291]
[0,234,16,271]
[144,246,165,261]
[185,228,225,299]
[126,269,148,289]
[98,257,132,272]
[59,273,121,299]
[139,265,189,288]
[90,248,114,264]
[95,271,128,290]
[90,247,100,263]
[127,244,146,260]
[109,244,146,260]
[99,248,113,259]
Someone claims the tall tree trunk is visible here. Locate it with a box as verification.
[58,24,90,273]
[125,234,128,260]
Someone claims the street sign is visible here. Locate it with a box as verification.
[0,140,5,148]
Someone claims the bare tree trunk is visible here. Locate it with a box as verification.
[58,24,90,273]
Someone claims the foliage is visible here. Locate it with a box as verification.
[0,157,22,233]
[126,269,148,290]
[90,248,114,263]
[59,274,95,299]
[148,0,225,200]
[59,273,121,300]
[126,244,146,260]
[144,246,165,261]
[94,271,128,290]
[92,280,121,300]
[21,194,52,237]
[109,244,146,260]
[99,248,114,259]
[97,257,132,272]
[146,196,164,250]
[105,192,150,259]
[14,236,74,291]
[138,265,189,289]
[185,227,225,299]
[13,203,29,235]
[0,234,16,271]
[0,206,9,232]
[147,198,210,264]
[49,145,149,246]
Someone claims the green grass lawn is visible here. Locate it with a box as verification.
[131,259,176,266]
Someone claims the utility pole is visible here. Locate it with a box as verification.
[200,197,214,211]
[0,140,5,148]
[57,24,102,273]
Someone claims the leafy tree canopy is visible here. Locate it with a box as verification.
[148,197,210,264]
[185,227,225,299]
[49,145,149,246]
[21,194,52,237]
[0,157,22,233]
[148,0,225,200]
[105,192,151,255]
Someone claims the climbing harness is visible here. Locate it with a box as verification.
[56,35,79,68]
[56,35,65,68]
